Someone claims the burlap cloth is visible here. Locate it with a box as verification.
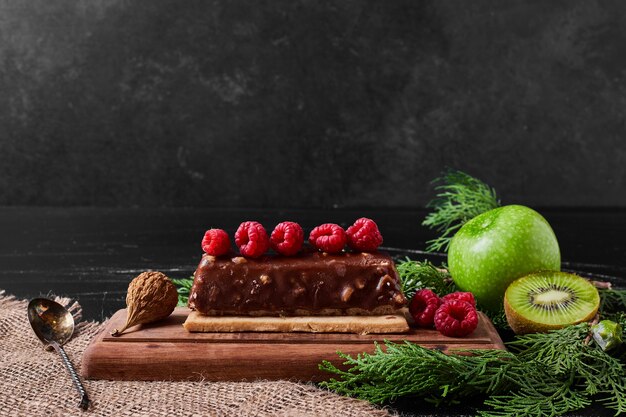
[0,291,394,417]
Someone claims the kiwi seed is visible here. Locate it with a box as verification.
[504,271,600,335]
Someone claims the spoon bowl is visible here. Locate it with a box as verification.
[27,298,90,410]
[28,298,75,346]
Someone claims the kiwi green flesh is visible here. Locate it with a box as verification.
[505,271,599,334]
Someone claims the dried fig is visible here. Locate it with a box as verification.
[111,271,178,336]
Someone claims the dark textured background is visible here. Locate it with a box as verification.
[1,0,625,208]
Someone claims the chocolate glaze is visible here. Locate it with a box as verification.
[188,249,407,316]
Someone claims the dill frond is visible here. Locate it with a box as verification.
[422,169,500,253]
[600,288,626,315]
[171,276,194,307]
[320,324,626,417]
[396,258,456,300]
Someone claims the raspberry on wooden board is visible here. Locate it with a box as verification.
[434,299,479,337]
[409,289,442,327]
[441,291,476,307]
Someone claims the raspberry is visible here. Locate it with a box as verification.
[201,229,231,256]
[434,300,479,337]
[270,221,304,256]
[308,223,347,253]
[409,289,442,327]
[441,291,476,307]
[346,217,383,252]
[235,221,270,258]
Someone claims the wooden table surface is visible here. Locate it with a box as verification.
[2,206,626,416]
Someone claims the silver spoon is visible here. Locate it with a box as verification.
[27,298,90,410]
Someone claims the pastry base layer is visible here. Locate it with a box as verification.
[183,311,410,334]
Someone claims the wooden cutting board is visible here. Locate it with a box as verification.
[81,307,505,382]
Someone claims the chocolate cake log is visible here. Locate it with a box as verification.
[188,250,407,316]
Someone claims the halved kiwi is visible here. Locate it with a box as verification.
[504,271,600,335]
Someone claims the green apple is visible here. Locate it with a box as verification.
[448,205,560,312]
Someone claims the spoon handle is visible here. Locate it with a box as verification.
[51,342,90,410]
